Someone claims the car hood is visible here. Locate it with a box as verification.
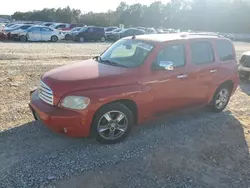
[42,59,140,97]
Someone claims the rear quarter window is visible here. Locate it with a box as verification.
[216,40,234,61]
[191,41,214,65]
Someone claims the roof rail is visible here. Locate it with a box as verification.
[180,32,224,38]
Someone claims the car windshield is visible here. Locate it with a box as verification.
[112,28,122,33]
[80,27,88,32]
[99,39,154,68]
[70,27,82,32]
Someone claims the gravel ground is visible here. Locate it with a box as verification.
[0,42,250,188]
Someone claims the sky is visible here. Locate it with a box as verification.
[1,0,168,15]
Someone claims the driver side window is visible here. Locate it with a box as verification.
[154,44,186,68]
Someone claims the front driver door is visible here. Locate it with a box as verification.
[146,42,194,114]
[41,27,54,41]
[27,27,41,41]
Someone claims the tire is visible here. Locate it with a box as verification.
[92,102,134,144]
[65,34,71,40]
[79,36,85,43]
[239,72,250,83]
[100,36,106,42]
[51,35,58,42]
[19,35,27,42]
[208,86,231,113]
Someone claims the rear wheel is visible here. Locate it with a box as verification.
[19,35,27,42]
[51,35,58,42]
[65,34,71,40]
[209,86,231,112]
[92,103,134,144]
[79,36,85,43]
[100,36,106,42]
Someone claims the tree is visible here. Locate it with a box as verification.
[10,0,250,33]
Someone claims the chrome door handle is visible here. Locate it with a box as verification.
[177,74,188,79]
[210,69,217,73]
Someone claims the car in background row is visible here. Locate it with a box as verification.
[63,27,84,40]
[105,27,118,33]
[73,26,106,42]
[137,27,157,34]
[109,28,145,41]
[238,51,250,82]
[9,24,34,40]
[18,26,64,42]
[3,24,34,39]
[105,28,123,40]
[50,23,86,31]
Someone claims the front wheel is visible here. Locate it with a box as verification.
[79,36,85,43]
[51,35,58,42]
[19,35,27,42]
[92,103,134,144]
[209,87,231,112]
[100,36,106,42]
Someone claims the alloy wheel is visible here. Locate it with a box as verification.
[215,88,229,109]
[97,110,128,140]
[80,37,85,43]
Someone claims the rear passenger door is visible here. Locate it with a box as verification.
[188,40,217,105]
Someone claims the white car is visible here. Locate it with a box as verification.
[19,26,64,42]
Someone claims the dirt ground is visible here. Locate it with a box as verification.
[0,41,250,188]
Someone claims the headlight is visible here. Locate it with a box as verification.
[61,96,90,110]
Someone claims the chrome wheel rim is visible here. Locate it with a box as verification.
[97,111,128,140]
[215,89,229,109]
[101,37,105,42]
[52,36,57,42]
[80,37,84,42]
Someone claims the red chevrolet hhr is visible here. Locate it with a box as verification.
[29,33,238,144]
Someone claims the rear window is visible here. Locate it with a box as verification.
[191,41,214,64]
[216,40,234,61]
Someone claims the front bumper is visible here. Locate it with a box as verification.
[29,90,93,137]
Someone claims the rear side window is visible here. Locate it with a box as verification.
[156,44,186,68]
[191,42,214,64]
[216,40,234,61]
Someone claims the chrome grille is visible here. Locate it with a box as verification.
[38,80,53,105]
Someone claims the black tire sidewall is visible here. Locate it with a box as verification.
[51,35,58,42]
[210,86,231,112]
[20,35,26,42]
[92,103,134,144]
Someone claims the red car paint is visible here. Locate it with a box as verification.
[29,34,238,137]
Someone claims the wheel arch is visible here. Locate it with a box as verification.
[94,99,139,125]
[208,80,234,104]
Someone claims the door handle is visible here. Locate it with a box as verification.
[177,74,188,79]
[210,69,217,73]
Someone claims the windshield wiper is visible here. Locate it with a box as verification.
[98,57,128,68]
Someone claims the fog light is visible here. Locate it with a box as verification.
[63,128,67,134]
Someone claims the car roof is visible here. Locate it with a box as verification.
[126,33,224,43]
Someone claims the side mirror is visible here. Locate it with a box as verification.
[158,61,174,70]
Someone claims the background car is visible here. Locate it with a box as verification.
[19,26,64,42]
[50,23,85,31]
[113,28,145,41]
[105,26,118,33]
[9,24,34,40]
[106,28,123,40]
[3,24,34,39]
[63,27,84,40]
[74,26,106,42]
